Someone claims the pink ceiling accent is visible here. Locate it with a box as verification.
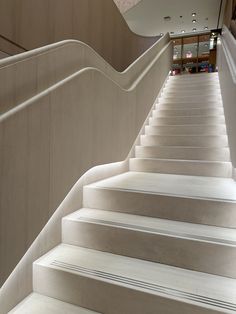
[114,0,142,13]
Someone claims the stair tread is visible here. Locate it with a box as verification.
[131,157,231,164]
[157,103,223,107]
[35,244,236,310]
[9,293,98,314]
[65,208,236,245]
[147,123,225,127]
[86,171,236,201]
[145,126,227,135]
[151,115,224,118]
[142,134,227,138]
[136,144,229,149]
[159,99,222,104]
[155,109,223,114]
[162,93,221,97]
[140,134,229,148]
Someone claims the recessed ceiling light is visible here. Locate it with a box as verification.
[204,26,208,30]
[192,28,197,32]
[192,13,196,16]
[160,33,164,36]
[192,19,197,23]
[181,30,185,33]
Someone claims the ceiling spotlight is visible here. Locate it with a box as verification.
[160,33,164,36]
[192,13,196,16]
[204,26,208,30]
[192,19,197,23]
[181,30,185,33]
[192,28,197,32]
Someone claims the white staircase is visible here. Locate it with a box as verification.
[10,73,236,314]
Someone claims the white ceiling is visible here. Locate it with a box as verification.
[123,0,226,36]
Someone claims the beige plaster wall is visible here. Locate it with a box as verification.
[0,0,159,71]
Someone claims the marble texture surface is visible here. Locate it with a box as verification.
[90,171,236,200]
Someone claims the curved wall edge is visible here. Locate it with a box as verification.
[0,0,160,71]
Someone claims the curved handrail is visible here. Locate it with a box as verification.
[0,33,169,114]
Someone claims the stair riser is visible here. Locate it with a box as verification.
[165,85,220,91]
[83,187,236,228]
[159,97,222,104]
[33,265,226,314]
[62,219,236,278]
[145,125,227,136]
[152,109,223,117]
[129,159,232,178]
[156,103,223,110]
[168,76,219,81]
[163,87,221,93]
[140,135,228,147]
[168,78,219,84]
[169,73,218,79]
[135,146,231,161]
[149,116,225,125]
[163,92,221,99]
[166,80,220,86]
